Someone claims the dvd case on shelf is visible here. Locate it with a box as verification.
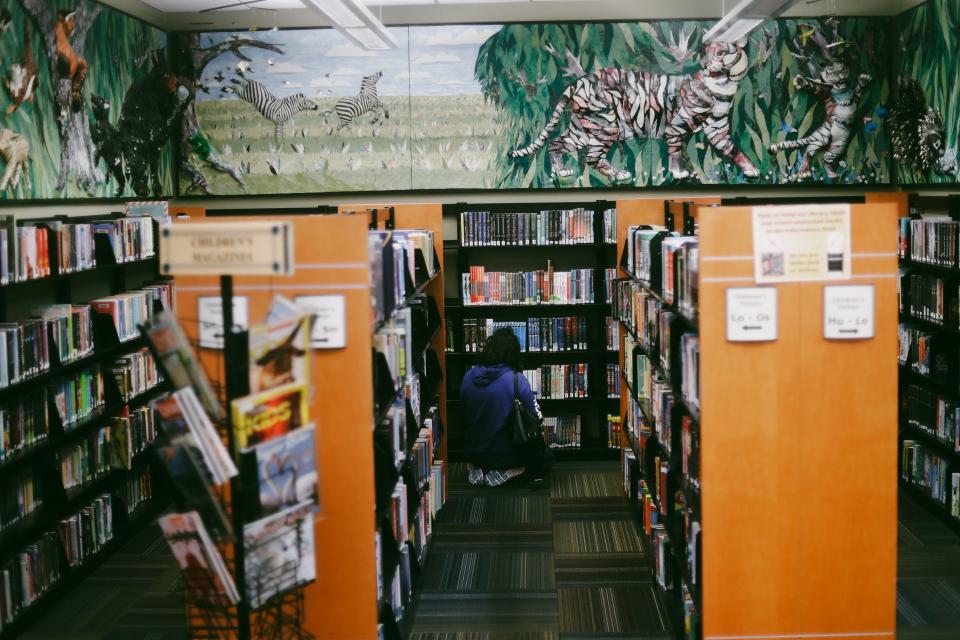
[462,265,595,305]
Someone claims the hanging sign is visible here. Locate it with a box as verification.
[823,285,874,340]
[198,296,249,349]
[159,221,294,276]
[726,287,778,342]
[294,295,347,349]
[752,204,851,284]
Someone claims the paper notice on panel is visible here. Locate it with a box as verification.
[752,204,851,284]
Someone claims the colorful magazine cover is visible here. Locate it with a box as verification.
[248,314,310,393]
[231,382,309,452]
[242,500,316,609]
[240,424,319,521]
[159,511,239,604]
[143,311,225,421]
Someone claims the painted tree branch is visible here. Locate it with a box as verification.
[195,38,284,71]
[20,0,104,194]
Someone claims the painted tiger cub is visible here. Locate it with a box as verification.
[508,41,759,182]
[768,62,870,181]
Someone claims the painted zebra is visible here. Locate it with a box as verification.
[332,71,388,131]
[508,41,758,182]
[226,78,318,138]
[768,63,870,181]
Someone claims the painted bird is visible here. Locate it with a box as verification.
[779,121,798,134]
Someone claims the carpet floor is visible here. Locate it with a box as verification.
[14,463,960,639]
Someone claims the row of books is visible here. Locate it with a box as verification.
[606,363,620,399]
[0,319,49,388]
[605,316,619,351]
[543,415,581,448]
[0,215,158,286]
[409,427,437,492]
[902,440,950,506]
[375,307,414,395]
[59,493,114,568]
[462,266,600,306]
[53,367,106,431]
[606,414,621,448]
[0,222,50,284]
[59,425,113,491]
[0,470,40,532]
[900,217,959,267]
[0,529,60,627]
[520,364,589,399]
[91,287,164,343]
[369,229,437,328]
[122,466,152,516]
[900,272,954,326]
[459,208,599,246]
[110,348,161,403]
[110,406,158,470]
[460,317,591,353]
[623,225,700,315]
[904,383,960,451]
[603,208,616,244]
[898,325,953,378]
[35,305,94,365]
[0,393,48,463]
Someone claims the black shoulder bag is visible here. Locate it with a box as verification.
[510,372,543,445]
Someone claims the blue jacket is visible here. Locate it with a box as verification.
[460,364,541,467]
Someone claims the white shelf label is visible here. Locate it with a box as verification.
[726,287,778,342]
[198,296,249,349]
[295,295,346,349]
[824,285,874,340]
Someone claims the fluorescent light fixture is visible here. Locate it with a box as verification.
[302,0,399,49]
[703,0,803,44]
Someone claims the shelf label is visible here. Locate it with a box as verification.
[752,204,851,284]
[726,287,778,342]
[294,295,346,349]
[159,221,294,276]
[198,296,249,349]
[824,285,874,340]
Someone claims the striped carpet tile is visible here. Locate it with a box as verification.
[557,585,668,634]
[898,577,960,625]
[439,496,551,526]
[422,550,555,592]
[412,592,559,631]
[550,498,633,521]
[554,520,643,555]
[554,554,650,586]
[550,472,623,499]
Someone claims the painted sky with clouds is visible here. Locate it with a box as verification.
[198,25,501,101]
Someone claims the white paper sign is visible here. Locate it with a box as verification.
[198,296,249,349]
[295,295,346,349]
[824,285,874,340]
[726,287,778,342]
[752,204,852,284]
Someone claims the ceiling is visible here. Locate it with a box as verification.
[108,0,927,31]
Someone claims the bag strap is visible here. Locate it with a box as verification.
[513,371,520,402]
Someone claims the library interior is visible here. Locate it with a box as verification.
[0,0,957,638]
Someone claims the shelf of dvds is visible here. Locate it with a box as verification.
[0,213,170,639]
[615,197,898,640]
[896,193,960,534]
[443,200,620,459]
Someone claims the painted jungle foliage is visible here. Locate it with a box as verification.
[893,0,959,185]
[0,0,174,199]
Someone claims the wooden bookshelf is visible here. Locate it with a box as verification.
[173,206,446,640]
[615,199,898,638]
[443,200,620,459]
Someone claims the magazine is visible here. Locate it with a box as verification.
[159,511,239,604]
[143,311,225,421]
[248,314,310,393]
[242,501,316,609]
[231,382,309,452]
[240,424,319,521]
[154,388,237,485]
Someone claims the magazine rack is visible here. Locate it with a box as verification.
[143,274,315,640]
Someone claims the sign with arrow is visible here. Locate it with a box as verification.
[726,287,778,342]
[824,285,874,340]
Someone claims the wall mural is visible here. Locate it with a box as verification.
[0,0,174,199]
[186,17,892,196]
[893,0,959,185]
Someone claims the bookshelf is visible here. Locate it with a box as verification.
[895,192,960,535]
[615,198,898,639]
[172,206,447,640]
[0,213,170,638]
[443,200,620,458]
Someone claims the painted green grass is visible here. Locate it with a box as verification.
[187,94,498,195]
[0,1,171,200]
[896,0,960,185]
[476,19,892,189]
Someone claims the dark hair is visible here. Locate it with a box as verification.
[481,328,521,371]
